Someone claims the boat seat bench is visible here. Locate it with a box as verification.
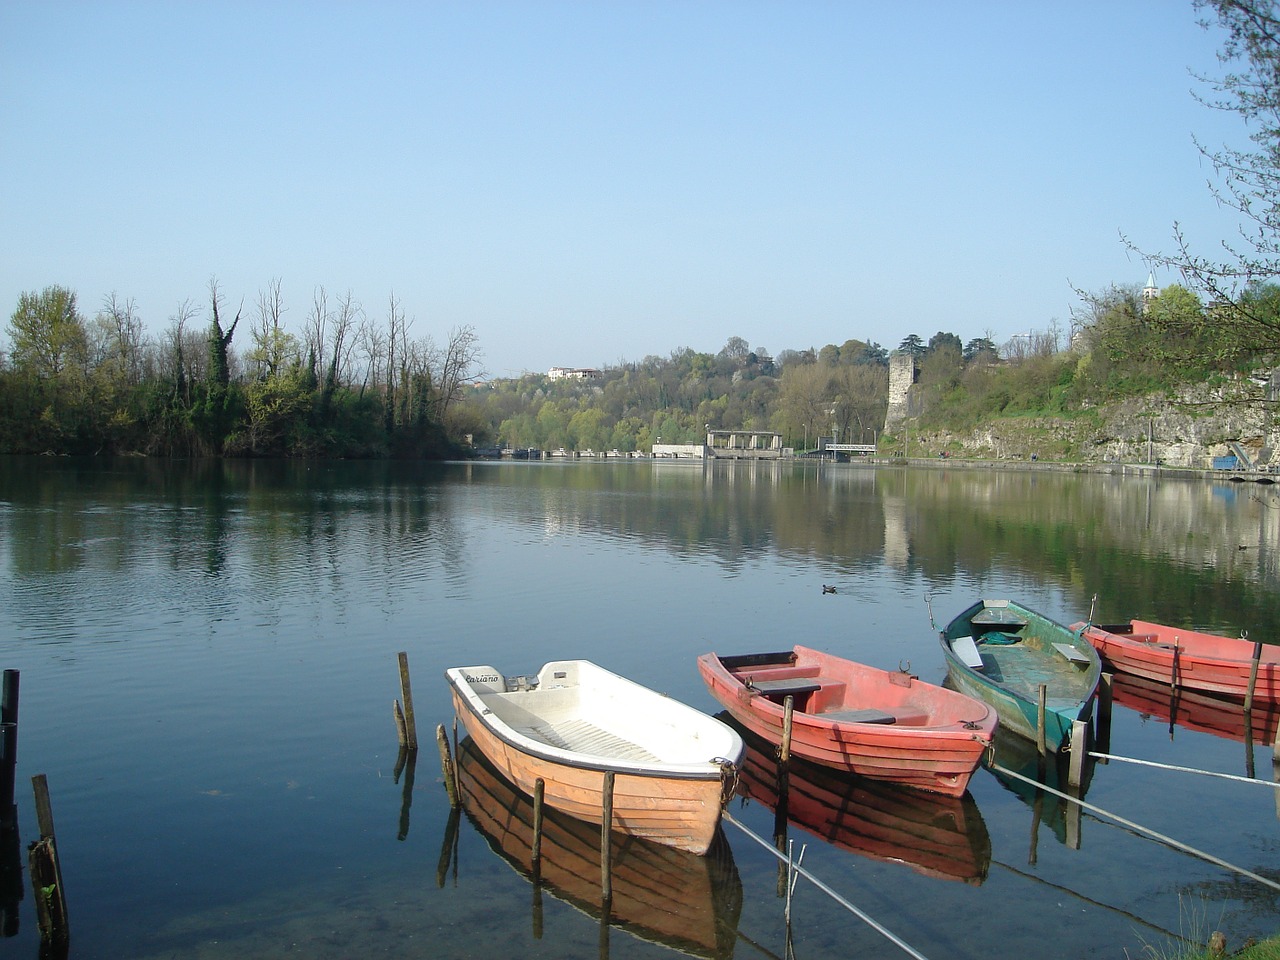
[952,635,985,669]
[820,708,896,724]
[1052,642,1092,667]
[747,677,823,696]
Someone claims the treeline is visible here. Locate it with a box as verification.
[463,281,1277,455]
[0,281,483,458]
[5,277,1272,460]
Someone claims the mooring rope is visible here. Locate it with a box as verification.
[990,762,1280,894]
[722,810,931,960]
[1089,751,1280,788]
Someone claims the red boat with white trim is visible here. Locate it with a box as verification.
[1072,619,1280,702]
[696,645,996,798]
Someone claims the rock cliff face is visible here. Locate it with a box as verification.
[908,378,1280,468]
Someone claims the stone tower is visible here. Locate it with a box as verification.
[884,353,918,431]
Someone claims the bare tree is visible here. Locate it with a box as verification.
[305,286,331,384]
[250,278,291,380]
[434,324,483,421]
[93,292,146,387]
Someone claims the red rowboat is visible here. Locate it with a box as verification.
[1072,619,1280,703]
[696,646,996,798]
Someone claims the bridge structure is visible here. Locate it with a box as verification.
[822,443,877,455]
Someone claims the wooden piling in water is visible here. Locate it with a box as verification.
[1036,684,1048,760]
[780,695,795,764]
[1096,672,1113,756]
[1245,642,1263,715]
[0,670,17,828]
[1068,719,1088,789]
[397,652,418,750]
[436,725,458,808]
[393,700,408,747]
[531,778,545,871]
[601,771,615,903]
[28,774,68,948]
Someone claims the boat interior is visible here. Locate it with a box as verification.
[720,654,906,725]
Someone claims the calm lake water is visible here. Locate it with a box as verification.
[1,455,1278,959]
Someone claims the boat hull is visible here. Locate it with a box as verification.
[940,599,1101,752]
[697,645,995,798]
[1076,619,1280,703]
[446,661,741,856]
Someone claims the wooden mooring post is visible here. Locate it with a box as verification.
[1244,641,1263,715]
[531,778,545,874]
[1,670,17,828]
[28,774,68,949]
[1096,672,1113,756]
[1036,684,1048,766]
[600,771,615,905]
[396,652,418,751]
[436,725,459,808]
[780,696,795,764]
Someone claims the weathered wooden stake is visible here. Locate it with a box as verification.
[1068,719,1088,789]
[436,724,458,808]
[1,671,16,727]
[1245,642,1263,715]
[28,774,68,948]
[1,670,17,828]
[1096,673,1113,756]
[780,695,795,764]
[397,652,418,750]
[1036,684,1048,760]
[531,778,545,871]
[601,771,615,903]
[393,700,408,747]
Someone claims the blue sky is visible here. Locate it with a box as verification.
[0,1,1251,377]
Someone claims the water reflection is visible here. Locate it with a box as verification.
[6,458,1280,639]
[727,717,991,884]
[452,737,743,960]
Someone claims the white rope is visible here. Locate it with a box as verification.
[990,762,1280,894]
[723,810,931,960]
[1089,751,1280,789]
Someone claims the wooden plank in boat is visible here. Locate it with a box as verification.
[821,708,896,724]
[747,677,823,696]
[952,636,985,669]
[971,607,1028,628]
[1052,642,1091,666]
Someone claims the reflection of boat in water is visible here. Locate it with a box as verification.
[1111,672,1280,746]
[983,726,1087,850]
[455,737,743,960]
[726,715,991,884]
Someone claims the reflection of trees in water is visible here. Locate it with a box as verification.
[470,462,1280,634]
[9,458,1280,638]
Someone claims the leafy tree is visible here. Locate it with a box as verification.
[897,334,926,358]
[719,336,750,362]
[963,337,998,363]
[855,341,889,366]
[1139,0,1280,360]
[927,331,963,356]
[7,286,87,379]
